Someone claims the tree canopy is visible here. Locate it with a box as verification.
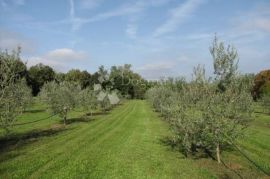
[253,69,270,99]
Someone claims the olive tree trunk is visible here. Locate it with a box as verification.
[216,143,221,164]
[63,107,67,125]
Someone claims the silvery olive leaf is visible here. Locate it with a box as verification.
[94,84,102,91]
[108,92,120,105]
[97,91,107,101]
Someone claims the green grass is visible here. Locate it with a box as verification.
[0,100,269,178]
[222,106,270,177]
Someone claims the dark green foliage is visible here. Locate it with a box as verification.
[110,64,147,99]
[253,70,270,99]
[65,69,92,89]
[27,63,55,96]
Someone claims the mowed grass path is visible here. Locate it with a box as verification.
[0,100,213,179]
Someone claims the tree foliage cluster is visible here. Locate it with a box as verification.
[253,70,270,99]
[0,49,32,133]
[146,37,254,163]
[39,81,81,125]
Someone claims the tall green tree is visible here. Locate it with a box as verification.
[253,70,270,99]
[110,64,147,99]
[27,63,55,96]
[65,69,92,89]
[210,36,238,91]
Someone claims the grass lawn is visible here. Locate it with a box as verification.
[0,100,269,178]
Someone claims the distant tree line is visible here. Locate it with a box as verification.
[2,52,149,99]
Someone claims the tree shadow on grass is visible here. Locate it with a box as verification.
[159,136,216,160]
[64,117,97,124]
[254,110,270,116]
[159,136,178,149]
[23,109,46,113]
[0,125,70,153]
[86,111,111,116]
[159,136,235,159]
[159,136,245,178]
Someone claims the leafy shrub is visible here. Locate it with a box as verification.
[40,81,81,124]
[260,94,270,114]
[79,88,98,116]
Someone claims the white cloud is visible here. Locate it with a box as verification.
[0,29,35,53]
[137,62,174,71]
[232,4,270,34]
[68,0,172,32]
[26,56,61,67]
[25,48,88,71]
[46,48,87,61]
[154,0,204,37]
[79,0,102,9]
[67,0,145,31]
[124,0,173,39]
[86,2,145,22]
[254,18,270,32]
[136,61,177,80]
[126,23,137,39]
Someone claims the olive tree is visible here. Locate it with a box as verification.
[186,38,252,163]
[169,69,253,163]
[17,79,33,111]
[146,37,253,164]
[169,66,211,156]
[79,88,98,116]
[0,48,32,133]
[40,81,80,125]
[147,86,179,121]
[210,35,238,92]
[200,81,253,163]
[0,81,31,132]
[96,89,112,113]
[261,94,270,114]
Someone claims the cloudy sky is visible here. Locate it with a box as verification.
[0,0,269,79]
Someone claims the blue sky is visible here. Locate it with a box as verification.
[0,0,269,79]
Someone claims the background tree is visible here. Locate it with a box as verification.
[55,72,66,83]
[110,64,147,99]
[65,69,92,89]
[27,63,55,96]
[253,69,270,99]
